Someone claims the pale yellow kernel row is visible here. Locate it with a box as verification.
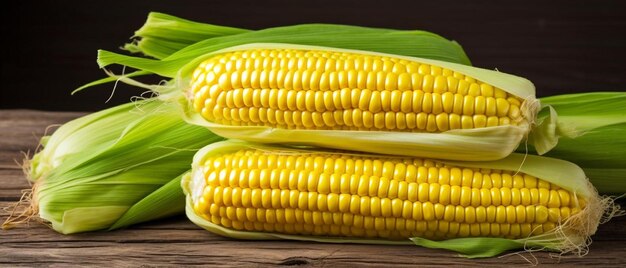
[202,177,570,208]
[195,205,558,240]
[203,106,517,132]
[202,88,516,117]
[191,49,511,99]
[203,150,558,190]
[192,68,508,97]
[206,215,555,240]
[194,50,468,78]
[203,202,569,227]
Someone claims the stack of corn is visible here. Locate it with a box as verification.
[6,14,473,234]
[7,12,623,258]
[168,45,614,257]
[100,14,619,257]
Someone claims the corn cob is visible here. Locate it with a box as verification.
[191,49,523,131]
[183,140,609,257]
[181,44,538,161]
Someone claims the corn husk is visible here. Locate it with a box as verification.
[76,18,471,93]
[525,92,626,194]
[123,12,250,59]
[182,140,612,258]
[5,100,223,234]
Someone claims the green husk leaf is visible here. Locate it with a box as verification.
[30,101,148,180]
[109,172,187,230]
[524,92,626,194]
[76,12,249,92]
[24,99,224,234]
[539,92,626,136]
[79,13,469,94]
[133,12,249,43]
[160,24,469,64]
[123,12,249,59]
[88,23,471,85]
[56,206,129,235]
[183,140,608,257]
[545,123,626,168]
[583,168,626,194]
[410,237,529,258]
[125,37,190,60]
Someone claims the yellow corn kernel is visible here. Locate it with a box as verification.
[191,49,526,132]
[192,147,585,241]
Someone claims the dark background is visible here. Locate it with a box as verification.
[1,0,625,111]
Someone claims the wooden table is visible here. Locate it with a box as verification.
[2,110,625,266]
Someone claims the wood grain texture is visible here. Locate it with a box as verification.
[1,110,625,266]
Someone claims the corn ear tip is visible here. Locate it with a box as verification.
[518,183,624,258]
[563,193,620,256]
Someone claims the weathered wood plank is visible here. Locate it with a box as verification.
[2,217,626,267]
[1,110,625,266]
[2,243,620,267]
[3,209,625,243]
[2,212,626,267]
[0,170,31,201]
